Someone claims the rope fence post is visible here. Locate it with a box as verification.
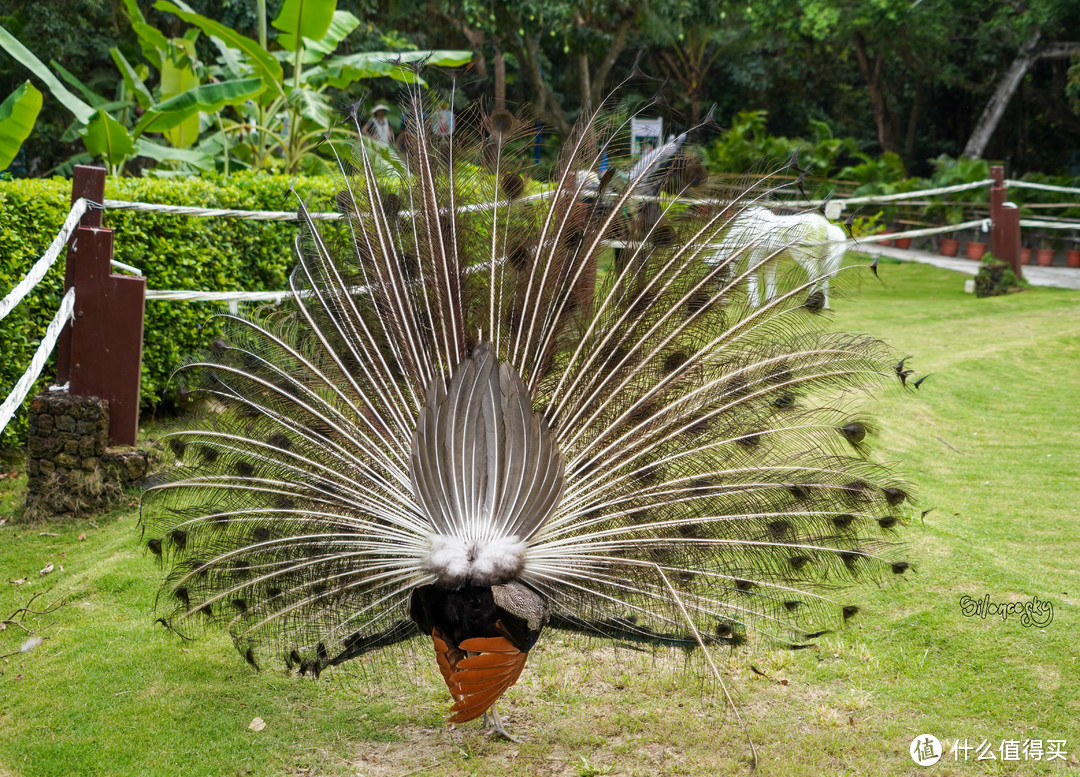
[58,165,147,447]
[989,165,1023,280]
[56,166,104,386]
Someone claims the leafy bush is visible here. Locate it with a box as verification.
[1013,172,1080,220]
[974,253,1026,298]
[704,110,859,197]
[0,173,339,448]
[921,154,990,224]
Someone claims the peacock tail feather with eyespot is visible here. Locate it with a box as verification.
[141,81,916,733]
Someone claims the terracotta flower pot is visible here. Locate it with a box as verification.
[939,238,960,257]
[1066,250,1080,268]
[1021,247,1033,265]
[876,231,894,246]
[894,237,912,250]
[1036,248,1055,266]
[965,241,987,260]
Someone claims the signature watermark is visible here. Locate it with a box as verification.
[910,736,1069,765]
[958,594,1053,627]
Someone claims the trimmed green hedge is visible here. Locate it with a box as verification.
[0,173,340,449]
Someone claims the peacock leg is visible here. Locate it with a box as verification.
[485,704,521,742]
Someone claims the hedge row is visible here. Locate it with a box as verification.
[0,173,340,449]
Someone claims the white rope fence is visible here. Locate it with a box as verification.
[0,198,88,323]
[1005,179,1080,196]
[111,259,143,276]
[107,179,1015,223]
[0,288,75,435]
[1019,219,1080,230]
[103,199,338,221]
[787,179,995,212]
[0,197,96,435]
[102,189,557,222]
[146,288,293,303]
[141,220,993,304]
[860,218,990,246]
[4,171,1072,439]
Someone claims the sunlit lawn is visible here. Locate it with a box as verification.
[1,258,1077,776]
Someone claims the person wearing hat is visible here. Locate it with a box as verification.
[364,104,394,144]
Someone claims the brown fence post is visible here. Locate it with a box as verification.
[58,165,147,447]
[989,165,1023,280]
[56,165,105,386]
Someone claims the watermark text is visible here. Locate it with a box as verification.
[958,594,1053,626]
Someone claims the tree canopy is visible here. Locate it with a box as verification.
[2,0,1078,176]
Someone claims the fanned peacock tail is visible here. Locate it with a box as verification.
[141,77,916,724]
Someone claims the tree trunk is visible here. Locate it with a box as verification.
[658,48,704,124]
[962,32,1041,158]
[459,24,487,80]
[904,78,922,165]
[962,36,1079,158]
[579,52,592,117]
[493,45,506,109]
[588,10,641,111]
[519,34,572,136]
[852,31,901,155]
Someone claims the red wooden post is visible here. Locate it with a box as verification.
[57,165,147,447]
[989,165,1023,280]
[56,165,105,386]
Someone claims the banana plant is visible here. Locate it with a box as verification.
[153,0,472,173]
[0,80,42,171]
[0,14,263,175]
[2,0,471,176]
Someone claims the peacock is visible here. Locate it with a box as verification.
[141,80,917,746]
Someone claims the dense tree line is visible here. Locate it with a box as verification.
[2,0,1078,177]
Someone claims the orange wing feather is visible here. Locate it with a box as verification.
[430,630,529,723]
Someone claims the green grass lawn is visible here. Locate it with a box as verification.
[1,259,1078,776]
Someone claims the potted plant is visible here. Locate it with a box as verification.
[965,240,988,260]
[1035,238,1055,266]
[920,155,988,261]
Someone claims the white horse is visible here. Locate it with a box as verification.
[711,207,847,309]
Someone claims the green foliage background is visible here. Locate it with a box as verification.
[0,174,338,448]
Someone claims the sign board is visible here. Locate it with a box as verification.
[630,117,663,156]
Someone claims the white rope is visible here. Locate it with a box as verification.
[103,199,338,221]
[110,259,143,276]
[784,180,995,211]
[103,180,1006,231]
[1019,219,1080,230]
[145,289,294,303]
[0,198,89,323]
[0,288,76,436]
[1004,179,1080,196]
[103,190,556,222]
[833,219,990,249]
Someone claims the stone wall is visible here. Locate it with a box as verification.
[24,390,154,520]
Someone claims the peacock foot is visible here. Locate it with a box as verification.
[483,704,521,743]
